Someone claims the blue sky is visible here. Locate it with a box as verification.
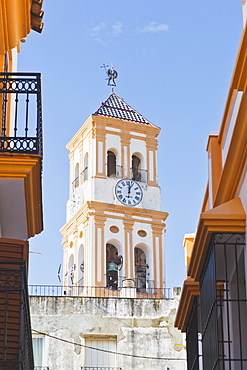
[19,1,242,288]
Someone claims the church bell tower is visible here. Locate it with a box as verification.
[60,91,168,297]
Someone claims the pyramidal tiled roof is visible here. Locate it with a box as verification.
[93,93,154,126]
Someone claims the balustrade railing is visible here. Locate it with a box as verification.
[0,72,42,156]
[29,284,172,298]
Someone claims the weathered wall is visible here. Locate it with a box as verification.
[30,289,186,370]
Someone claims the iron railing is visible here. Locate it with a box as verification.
[199,233,247,369]
[0,72,42,156]
[72,176,79,189]
[106,164,123,178]
[29,284,172,299]
[131,167,147,183]
[186,297,200,370]
[81,368,122,370]
[81,167,88,182]
[0,261,34,369]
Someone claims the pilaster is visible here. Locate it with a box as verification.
[151,222,165,288]
[94,214,106,286]
[123,218,134,279]
[121,133,131,178]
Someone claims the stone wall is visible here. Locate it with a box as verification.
[30,289,186,370]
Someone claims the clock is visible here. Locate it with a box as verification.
[115,179,143,206]
[70,187,80,214]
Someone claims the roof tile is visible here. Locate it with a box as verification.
[93,93,154,126]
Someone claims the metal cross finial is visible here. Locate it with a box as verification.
[101,64,118,92]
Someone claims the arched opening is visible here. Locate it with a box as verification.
[78,244,84,283]
[68,254,75,286]
[134,247,148,292]
[107,150,116,177]
[132,154,141,182]
[74,163,79,188]
[83,153,88,181]
[106,243,122,289]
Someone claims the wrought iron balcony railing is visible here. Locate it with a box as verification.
[0,261,34,369]
[0,72,42,156]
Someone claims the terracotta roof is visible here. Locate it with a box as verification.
[93,93,154,125]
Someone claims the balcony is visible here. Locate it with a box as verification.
[0,72,42,156]
[131,167,147,183]
[0,261,34,369]
[0,73,43,239]
[106,164,122,179]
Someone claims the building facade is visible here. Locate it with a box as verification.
[175,4,247,370]
[0,1,44,369]
[30,92,186,369]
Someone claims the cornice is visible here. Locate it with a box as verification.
[174,278,200,332]
[188,197,246,280]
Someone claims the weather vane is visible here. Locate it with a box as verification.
[101,64,118,92]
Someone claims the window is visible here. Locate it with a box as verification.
[82,153,88,182]
[77,244,84,295]
[107,151,116,177]
[131,154,141,181]
[106,244,122,289]
[84,337,117,368]
[134,247,148,292]
[74,163,79,188]
[32,335,44,368]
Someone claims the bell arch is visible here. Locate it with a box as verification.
[78,244,84,284]
[68,254,75,286]
[74,163,79,188]
[131,152,142,182]
[107,149,117,177]
[106,239,123,289]
[83,152,88,181]
[134,243,152,291]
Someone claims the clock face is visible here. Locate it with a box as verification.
[70,187,80,214]
[115,179,143,206]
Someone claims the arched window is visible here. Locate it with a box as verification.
[132,154,141,182]
[83,153,88,182]
[78,245,84,294]
[68,254,75,286]
[107,151,116,177]
[74,163,79,188]
[106,243,120,289]
[134,247,148,292]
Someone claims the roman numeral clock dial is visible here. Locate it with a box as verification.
[115,179,143,206]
